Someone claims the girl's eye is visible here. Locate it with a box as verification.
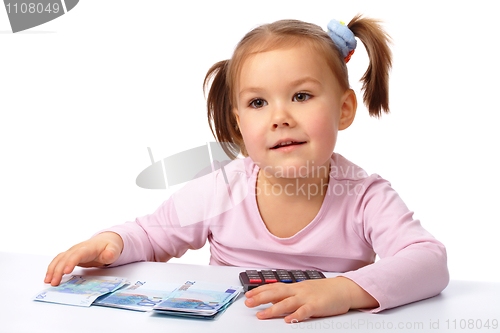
[249,98,267,109]
[293,92,311,102]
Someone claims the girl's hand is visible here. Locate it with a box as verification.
[244,276,378,323]
[44,232,124,286]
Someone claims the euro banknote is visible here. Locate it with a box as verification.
[34,275,128,307]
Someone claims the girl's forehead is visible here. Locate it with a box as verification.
[242,38,323,65]
[237,45,333,85]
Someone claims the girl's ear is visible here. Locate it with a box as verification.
[339,89,357,130]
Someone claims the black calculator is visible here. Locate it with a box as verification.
[239,269,326,291]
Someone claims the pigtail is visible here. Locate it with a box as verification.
[204,60,243,160]
[348,14,392,117]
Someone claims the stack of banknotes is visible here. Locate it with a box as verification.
[151,281,242,319]
[34,276,242,319]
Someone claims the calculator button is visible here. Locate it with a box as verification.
[261,270,278,283]
[291,270,307,282]
[276,269,289,275]
[245,270,262,283]
[276,270,293,283]
[306,270,322,279]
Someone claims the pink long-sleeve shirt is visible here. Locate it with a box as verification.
[100,153,449,312]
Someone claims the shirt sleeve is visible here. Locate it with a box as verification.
[94,158,247,268]
[340,174,449,313]
[95,196,211,267]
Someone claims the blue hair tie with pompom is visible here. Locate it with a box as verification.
[327,19,357,63]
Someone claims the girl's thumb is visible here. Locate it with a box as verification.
[99,244,120,265]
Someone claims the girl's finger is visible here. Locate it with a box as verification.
[50,261,67,286]
[45,255,68,285]
[244,285,268,298]
[256,296,301,320]
[245,284,293,307]
[284,303,315,323]
[44,252,65,283]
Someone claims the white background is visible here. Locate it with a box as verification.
[1,0,498,283]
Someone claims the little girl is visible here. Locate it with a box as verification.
[45,15,449,323]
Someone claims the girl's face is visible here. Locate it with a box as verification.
[233,43,356,178]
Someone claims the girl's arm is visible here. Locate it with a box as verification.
[98,161,231,267]
[245,174,449,321]
[44,160,234,285]
[95,194,212,267]
[340,175,449,313]
[45,195,211,285]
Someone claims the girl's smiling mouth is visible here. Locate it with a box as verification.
[270,140,307,150]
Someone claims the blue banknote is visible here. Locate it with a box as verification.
[34,275,128,307]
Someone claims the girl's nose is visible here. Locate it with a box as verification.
[273,121,289,129]
[271,104,294,129]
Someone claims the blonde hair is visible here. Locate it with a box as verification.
[204,14,392,159]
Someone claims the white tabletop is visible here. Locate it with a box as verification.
[1,252,499,333]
